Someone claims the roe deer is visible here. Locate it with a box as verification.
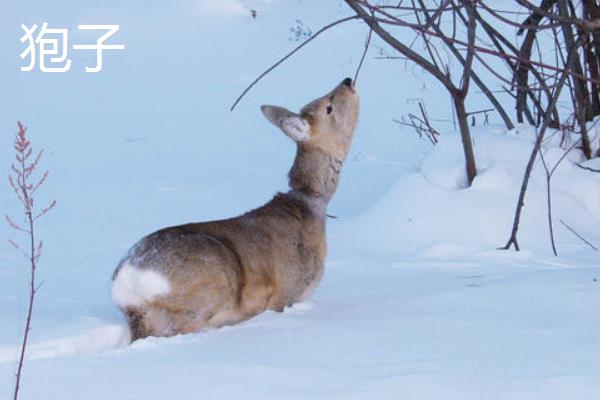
[112,78,359,340]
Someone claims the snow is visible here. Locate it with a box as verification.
[111,262,171,309]
[1,0,599,399]
[0,325,130,364]
[334,125,600,257]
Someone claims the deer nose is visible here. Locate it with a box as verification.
[342,77,353,87]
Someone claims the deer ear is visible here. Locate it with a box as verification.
[261,105,310,142]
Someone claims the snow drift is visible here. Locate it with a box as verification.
[335,124,600,257]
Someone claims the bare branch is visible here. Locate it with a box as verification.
[230,15,359,111]
[503,64,571,251]
[560,219,598,250]
[353,10,374,85]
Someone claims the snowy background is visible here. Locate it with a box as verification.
[1,0,599,399]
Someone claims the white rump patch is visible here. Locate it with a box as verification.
[112,263,171,308]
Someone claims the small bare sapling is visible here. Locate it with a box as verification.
[6,121,56,400]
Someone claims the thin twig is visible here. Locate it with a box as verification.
[560,219,598,250]
[230,16,359,111]
[353,10,374,85]
[576,162,600,172]
[539,150,558,255]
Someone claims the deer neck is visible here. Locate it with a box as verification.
[287,144,344,217]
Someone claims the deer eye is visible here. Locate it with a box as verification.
[326,105,333,115]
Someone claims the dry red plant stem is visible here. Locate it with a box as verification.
[7,121,56,400]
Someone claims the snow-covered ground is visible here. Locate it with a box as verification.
[1,1,599,399]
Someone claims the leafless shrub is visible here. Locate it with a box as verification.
[393,102,440,145]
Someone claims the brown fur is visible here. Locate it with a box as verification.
[112,79,359,340]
